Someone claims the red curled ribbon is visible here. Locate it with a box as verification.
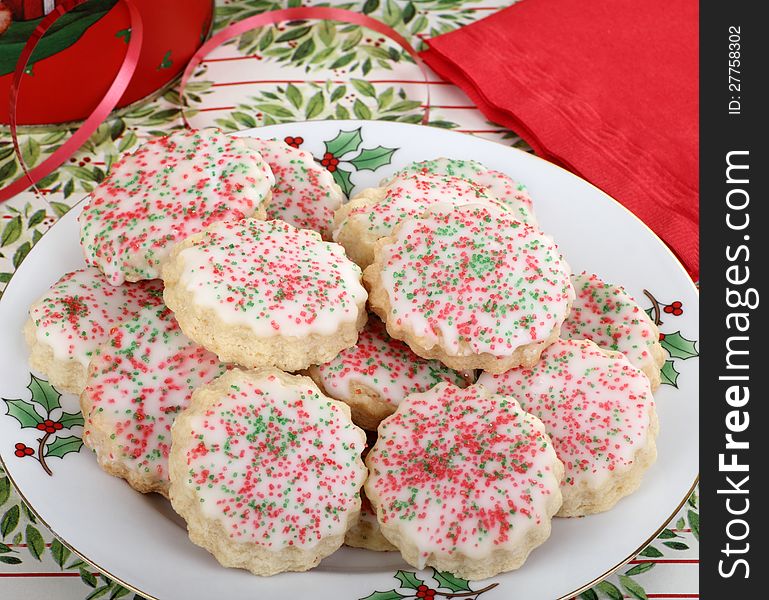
[179,7,431,129]
[0,0,142,203]
[1,5,430,204]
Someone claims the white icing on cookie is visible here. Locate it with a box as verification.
[365,383,562,563]
[478,338,655,490]
[173,219,367,338]
[244,137,345,238]
[79,129,274,284]
[182,370,365,548]
[83,305,226,491]
[376,204,573,357]
[315,318,466,408]
[27,267,163,365]
[562,272,663,377]
[391,157,537,226]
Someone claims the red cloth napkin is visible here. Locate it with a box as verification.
[421,0,698,279]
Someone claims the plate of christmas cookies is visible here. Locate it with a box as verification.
[0,121,699,600]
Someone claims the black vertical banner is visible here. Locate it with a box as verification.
[700,1,767,597]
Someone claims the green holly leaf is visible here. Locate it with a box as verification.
[13,241,31,268]
[45,436,83,459]
[0,542,11,553]
[688,489,698,508]
[351,78,377,98]
[595,580,623,600]
[332,168,355,197]
[59,411,85,429]
[1,215,22,247]
[1,505,20,538]
[275,26,312,43]
[0,555,22,564]
[50,538,71,568]
[27,209,46,228]
[660,360,680,388]
[625,562,655,576]
[660,331,698,360]
[27,374,61,414]
[663,541,689,550]
[305,92,325,119]
[85,585,112,600]
[255,104,295,119]
[362,0,379,14]
[349,146,398,172]
[618,575,648,600]
[3,398,44,428]
[286,84,303,109]
[110,583,132,599]
[25,525,45,560]
[80,567,98,587]
[658,528,677,539]
[394,570,423,590]
[359,591,405,600]
[22,138,41,167]
[324,128,363,158]
[639,545,663,558]
[432,569,472,592]
[0,476,9,506]
[688,509,699,540]
[292,38,316,63]
[353,99,372,120]
[580,589,599,600]
[676,517,686,529]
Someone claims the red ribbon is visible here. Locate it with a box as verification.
[179,7,431,128]
[0,0,143,203]
[0,5,430,204]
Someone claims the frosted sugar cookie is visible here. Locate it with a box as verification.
[162,218,367,371]
[332,171,506,268]
[79,129,274,285]
[308,316,468,430]
[562,272,665,390]
[478,338,658,517]
[24,268,163,394]
[81,305,227,496]
[391,157,537,226]
[365,383,563,579]
[364,204,574,373]
[243,137,345,238]
[169,368,367,575]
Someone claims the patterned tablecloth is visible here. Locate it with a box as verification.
[0,1,698,598]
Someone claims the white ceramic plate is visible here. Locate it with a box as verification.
[0,121,699,600]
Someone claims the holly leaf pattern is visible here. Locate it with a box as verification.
[595,580,624,600]
[618,575,648,600]
[349,146,398,171]
[660,360,680,388]
[27,374,61,414]
[58,411,85,430]
[394,570,423,589]
[660,331,699,360]
[3,398,44,428]
[332,168,355,197]
[359,591,405,600]
[432,569,472,592]
[325,128,363,158]
[44,436,83,459]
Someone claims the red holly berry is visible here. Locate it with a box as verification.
[14,443,34,458]
[663,300,683,316]
[327,164,337,172]
[36,423,47,431]
[323,152,333,159]
[659,332,666,341]
[417,586,428,592]
[54,422,63,430]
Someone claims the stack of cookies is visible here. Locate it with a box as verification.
[24,129,664,580]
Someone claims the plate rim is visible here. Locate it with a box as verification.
[0,119,699,600]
